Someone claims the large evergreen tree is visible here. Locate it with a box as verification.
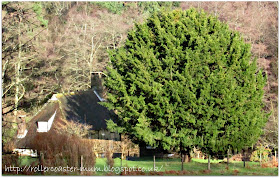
[103,8,268,163]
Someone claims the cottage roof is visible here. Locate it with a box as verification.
[36,102,58,122]
[58,90,116,130]
[16,102,62,148]
[16,90,117,148]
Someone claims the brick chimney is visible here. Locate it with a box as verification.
[17,113,27,138]
[91,72,106,99]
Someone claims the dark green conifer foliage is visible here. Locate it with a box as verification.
[103,8,268,157]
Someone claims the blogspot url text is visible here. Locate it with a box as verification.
[4,165,164,174]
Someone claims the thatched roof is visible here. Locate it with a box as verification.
[16,102,62,148]
[58,90,116,130]
[16,90,117,148]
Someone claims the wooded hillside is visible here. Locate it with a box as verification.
[2,2,278,151]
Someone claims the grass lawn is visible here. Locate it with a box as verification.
[4,156,278,176]
[94,157,278,176]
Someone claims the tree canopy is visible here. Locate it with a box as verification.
[103,8,268,156]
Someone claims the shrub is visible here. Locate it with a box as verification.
[91,2,125,14]
[261,156,278,168]
[29,131,96,174]
[3,140,15,154]
[2,154,20,174]
[250,146,271,162]
[230,154,243,161]
[138,2,180,14]
[105,149,114,168]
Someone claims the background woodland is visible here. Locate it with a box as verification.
[2,2,278,152]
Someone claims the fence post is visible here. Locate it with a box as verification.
[208,154,211,170]
[39,152,44,175]
[80,155,83,175]
[153,155,156,171]
[227,149,230,166]
[259,151,262,167]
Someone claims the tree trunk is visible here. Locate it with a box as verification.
[208,154,211,170]
[180,143,184,171]
[243,151,246,168]
[121,141,124,169]
[15,18,22,122]
[181,153,184,171]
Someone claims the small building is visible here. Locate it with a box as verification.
[15,73,139,157]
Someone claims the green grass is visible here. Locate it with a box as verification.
[18,156,38,167]
[6,156,278,176]
[94,157,278,176]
